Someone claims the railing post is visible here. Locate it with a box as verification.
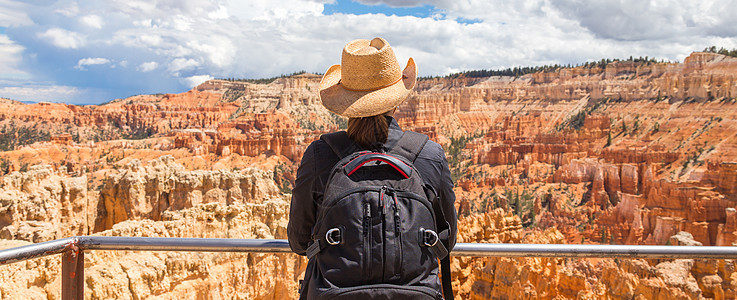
[61,245,84,300]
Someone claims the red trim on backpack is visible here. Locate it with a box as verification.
[347,158,409,178]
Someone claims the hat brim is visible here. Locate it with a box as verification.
[319,58,417,118]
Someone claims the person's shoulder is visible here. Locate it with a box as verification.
[306,137,330,152]
[307,137,328,148]
[304,136,339,160]
[417,138,446,162]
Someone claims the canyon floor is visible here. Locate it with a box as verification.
[1,52,736,299]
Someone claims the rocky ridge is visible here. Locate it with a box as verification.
[0,52,736,298]
[0,157,301,299]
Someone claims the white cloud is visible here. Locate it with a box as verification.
[0,34,29,79]
[168,58,200,73]
[137,61,158,72]
[37,28,86,49]
[75,57,111,70]
[81,15,104,29]
[0,0,33,26]
[186,37,235,68]
[0,85,80,102]
[55,1,80,17]
[353,0,737,42]
[182,74,213,87]
[3,0,737,105]
[548,0,691,41]
[139,35,163,46]
[207,5,228,20]
[112,0,735,78]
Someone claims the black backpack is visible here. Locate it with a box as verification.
[302,131,453,299]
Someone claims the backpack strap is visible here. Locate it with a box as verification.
[308,132,357,260]
[305,238,327,260]
[440,255,453,299]
[392,131,451,299]
[320,131,361,159]
[428,185,454,300]
[388,131,428,162]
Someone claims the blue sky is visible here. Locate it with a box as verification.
[1,0,736,105]
[323,1,435,18]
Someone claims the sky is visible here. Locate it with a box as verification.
[0,0,736,105]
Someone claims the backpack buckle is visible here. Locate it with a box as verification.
[326,228,342,245]
[420,228,439,247]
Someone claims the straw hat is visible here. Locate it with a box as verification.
[319,37,417,118]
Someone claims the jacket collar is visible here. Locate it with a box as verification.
[383,115,404,152]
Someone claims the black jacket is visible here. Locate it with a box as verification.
[288,116,457,255]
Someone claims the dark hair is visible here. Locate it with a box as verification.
[347,115,389,148]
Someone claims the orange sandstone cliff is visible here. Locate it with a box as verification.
[1,52,737,298]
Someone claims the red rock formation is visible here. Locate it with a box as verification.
[97,156,280,231]
[49,134,74,145]
[2,52,737,299]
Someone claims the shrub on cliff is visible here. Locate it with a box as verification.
[703,46,737,57]
[221,71,307,84]
[556,98,604,131]
[0,157,9,174]
[0,124,50,151]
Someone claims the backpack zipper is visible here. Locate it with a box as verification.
[381,187,403,279]
[392,193,402,277]
[363,200,371,279]
[392,193,400,235]
[379,186,387,281]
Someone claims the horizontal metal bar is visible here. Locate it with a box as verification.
[77,236,293,253]
[0,237,76,265]
[451,243,737,259]
[2,237,737,266]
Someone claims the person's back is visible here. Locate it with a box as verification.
[288,37,457,299]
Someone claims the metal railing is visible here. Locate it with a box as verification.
[1,236,736,299]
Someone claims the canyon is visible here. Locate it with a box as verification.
[1,52,736,299]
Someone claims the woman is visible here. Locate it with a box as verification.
[288,37,457,299]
